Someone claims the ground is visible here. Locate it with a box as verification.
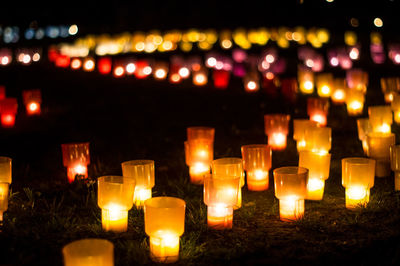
[0,57,400,265]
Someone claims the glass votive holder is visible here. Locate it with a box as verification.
[61,142,90,183]
[298,66,314,94]
[211,158,244,209]
[368,105,393,134]
[304,126,332,154]
[316,73,334,97]
[121,160,155,208]
[62,238,114,266]
[203,175,240,230]
[380,77,400,103]
[22,89,42,115]
[390,145,400,190]
[241,144,272,191]
[345,89,365,116]
[243,71,260,92]
[331,78,347,104]
[0,182,9,224]
[366,132,395,177]
[299,151,331,200]
[185,138,214,185]
[97,176,135,233]
[293,119,318,152]
[144,197,186,264]
[264,114,291,150]
[187,127,215,142]
[346,69,368,93]
[307,97,329,127]
[0,98,18,128]
[357,118,372,155]
[342,157,375,209]
[0,157,12,184]
[273,166,308,222]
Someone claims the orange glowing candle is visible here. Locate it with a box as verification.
[345,89,365,116]
[273,167,308,221]
[61,142,90,183]
[0,98,18,128]
[331,78,347,104]
[0,157,12,184]
[264,114,290,150]
[193,68,208,86]
[62,238,114,266]
[307,97,329,126]
[0,182,9,224]
[298,66,314,94]
[121,160,155,208]
[204,175,240,229]
[241,144,272,191]
[380,77,400,104]
[144,197,186,263]
[346,69,368,94]
[293,119,318,152]
[243,71,260,92]
[366,132,395,177]
[316,73,333,97]
[368,106,392,134]
[22,89,42,116]
[304,126,332,154]
[97,176,135,233]
[342,158,375,209]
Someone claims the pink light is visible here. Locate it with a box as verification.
[330,57,339,66]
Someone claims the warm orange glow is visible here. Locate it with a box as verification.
[193,72,208,86]
[310,113,327,127]
[221,39,232,49]
[332,89,345,102]
[126,63,136,74]
[149,231,180,263]
[155,69,167,79]
[62,239,114,266]
[170,73,181,83]
[113,66,125,77]
[1,57,10,65]
[32,53,40,62]
[26,102,41,115]
[0,183,9,225]
[70,58,82,69]
[374,17,383,28]
[83,58,95,71]
[101,204,128,232]
[266,72,274,80]
[1,114,15,128]
[207,204,233,230]
[206,57,217,68]
[68,25,78,35]
[247,81,257,91]
[279,196,305,222]
[67,164,88,183]
[133,187,152,207]
[178,67,190,78]
[269,132,287,150]
[189,162,209,184]
[346,186,370,209]
[303,81,314,92]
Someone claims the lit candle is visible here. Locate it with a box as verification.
[299,151,331,200]
[298,66,314,94]
[241,144,272,191]
[368,106,393,134]
[342,158,375,209]
[380,77,400,103]
[307,97,329,127]
[62,238,114,266]
[204,175,240,230]
[0,157,12,184]
[345,89,365,116]
[293,119,318,152]
[153,62,169,80]
[0,183,9,224]
[243,71,259,92]
[193,68,208,86]
[97,176,135,233]
[61,143,90,183]
[331,78,347,104]
[346,69,368,94]
[212,69,230,89]
[316,73,333,97]
[366,132,395,177]
[264,114,291,150]
[273,167,308,222]
[189,162,210,184]
[356,118,372,155]
[121,160,155,208]
[0,98,18,128]
[390,145,400,190]
[211,158,244,209]
[144,197,186,263]
[23,89,42,116]
[304,126,332,154]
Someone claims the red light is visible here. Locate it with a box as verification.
[26,102,41,115]
[213,70,230,89]
[98,57,112,75]
[1,113,15,127]
[55,55,71,68]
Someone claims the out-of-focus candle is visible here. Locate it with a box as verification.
[0,182,9,224]
[0,157,12,184]
[153,62,169,80]
[97,176,135,232]
[98,57,112,75]
[211,158,244,209]
[61,142,90,183]
[62,238,114,266]
[342,157,375,209]
[212,69,230,89]
[241,144,272,191]
[368,106,392,134]
[346,69,368,93]
[299,151,331,200]
[331,78,347,104]
[380,77,400,103]
[357,118,372,155]
[0,98,18,128]
[193,68,208,86]
[243,71,260,92]
[121,160,155,208]
[273,167,308,221]
[144,197,185,263]
[204,175,240,229]
[390,145,400,190]
[298,66,314,94]
[366,132,395,177]
[264,114,291,150]
[391,92,400,124]
[293,119,318,152]
[304,126,332,154]
[345,89,365,116]
[22,89,42,115]
[307,97,329,126]
[316,73,333,97]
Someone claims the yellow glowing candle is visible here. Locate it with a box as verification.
[304,126,332,154]
[0,157,12,184]
[342,157,375,209]
[345,89,365,116]
[316,73,333,97]
[298,66,314,94]
[368,106,393,134]
[390,145,400,190]
[62,238,114,266]
[293,119,318,152]
[366,132,395,177]
[331,78,347,104]
[273,167,308,222]
[264,114,290,150]
[241,144,272,191]
[189,162,210,184]
[0,182,9,223]
[307,97,329,127]
[144,197,185,263]
[211,158,244,209]
[121,160,155,208]
[97,176,135,232]
[299,151,331,200]
[204,175,240,230]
